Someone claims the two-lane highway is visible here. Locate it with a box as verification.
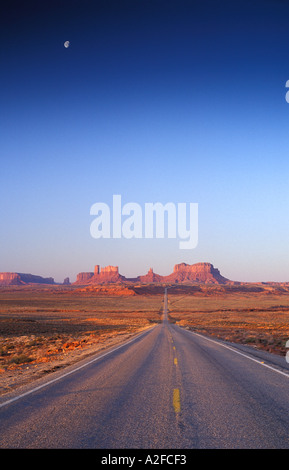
[1,290,289,448]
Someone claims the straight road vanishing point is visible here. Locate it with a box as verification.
[1,288,289,449]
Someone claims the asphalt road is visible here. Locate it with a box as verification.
[1,290,289,449]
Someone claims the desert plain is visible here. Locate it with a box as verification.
[1,282,289,397]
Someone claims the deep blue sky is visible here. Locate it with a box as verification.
[1,0,289,282]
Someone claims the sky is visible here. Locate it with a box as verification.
[1,0,289,283]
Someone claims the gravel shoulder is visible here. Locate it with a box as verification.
[0,326,152,398]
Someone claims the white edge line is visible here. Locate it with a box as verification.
[0,326,155,409]
[184,328,289,379]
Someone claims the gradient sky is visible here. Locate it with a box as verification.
[1,0,289,283]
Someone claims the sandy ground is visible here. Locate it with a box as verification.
[0,326,151,397]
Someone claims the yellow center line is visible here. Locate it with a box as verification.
[173,388,181,413]
[174,357,178,365]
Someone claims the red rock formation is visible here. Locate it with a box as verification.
[92,266,125,284]
[164,262,229,284]
[0,272,54,285]
[0,273,23,285]
[137,268,163,283]
[75,272,94,284]
[0,263,231,287]
[17,274,54,284]
[100,266,119,275]
[75,266,125,285]
[73,262,231,285]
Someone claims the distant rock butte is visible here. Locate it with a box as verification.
[75,265,125,285]
[167,262,230,284]
[136,267,164,284]
[73,262,232,285]
[0,272,54,286]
